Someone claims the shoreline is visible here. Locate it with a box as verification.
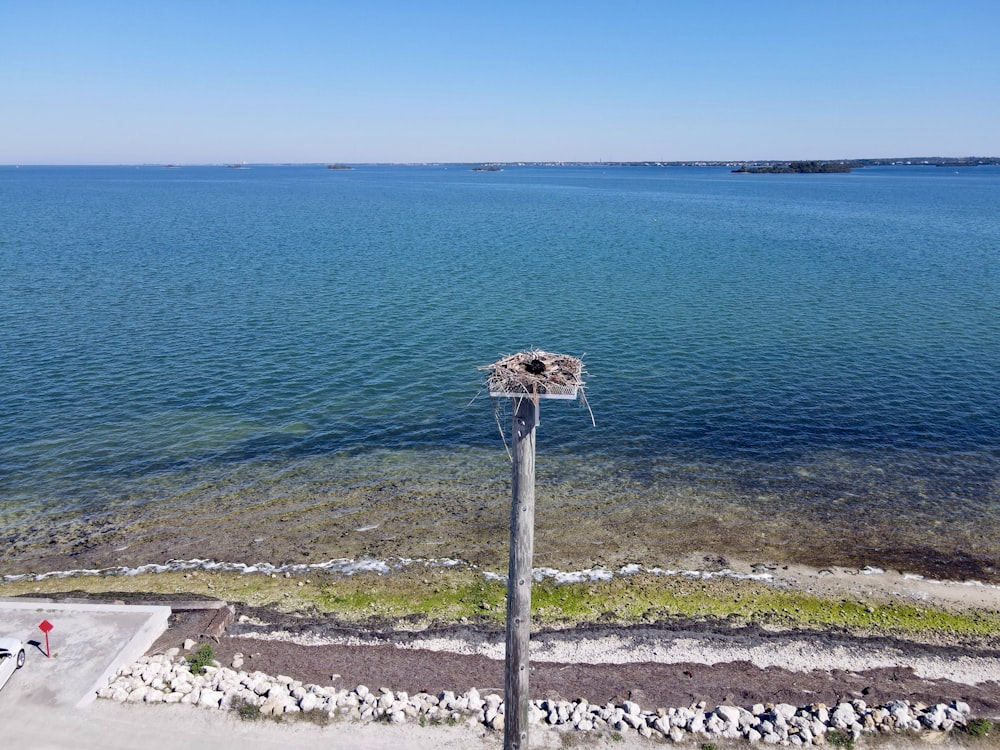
[5,553,1000,611]
[6,485,999,590]
[5,555,1000,745]
[5,554,1000,649]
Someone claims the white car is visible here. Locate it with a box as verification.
[0,638,26,690]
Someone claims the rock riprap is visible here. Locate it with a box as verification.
[99,651,978,743]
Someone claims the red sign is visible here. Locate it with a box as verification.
[39,619,53,657]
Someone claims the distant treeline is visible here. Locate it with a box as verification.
[730,157,1000,173]
[852,157,1000,167]
[732,161,855,174]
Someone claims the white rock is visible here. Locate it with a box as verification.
[920,705,947,730]
[832,703,858,730]
[623,713,645,730]
[259,697,286,716]
[716,705,741,725]
[250,679,270,697]
[689,712,706,733]
[267,684,290,701]
[672,707,693,727]
[199,689,224,709]
[706,714,725,734]
[775,704,798,721]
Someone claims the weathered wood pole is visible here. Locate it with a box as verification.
[504,395,537,750]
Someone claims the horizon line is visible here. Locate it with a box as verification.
[3,155,999,168]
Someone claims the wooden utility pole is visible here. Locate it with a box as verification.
[505,395,537,750]
[480,350,589,750]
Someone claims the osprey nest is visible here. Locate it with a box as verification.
[481,350,586,399]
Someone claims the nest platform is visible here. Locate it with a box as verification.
[481,350,585,400]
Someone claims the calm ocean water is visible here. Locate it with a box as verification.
[1,164,999,578]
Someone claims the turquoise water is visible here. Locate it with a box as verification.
[1,164,999,577]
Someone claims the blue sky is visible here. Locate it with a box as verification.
[2,1,997,163]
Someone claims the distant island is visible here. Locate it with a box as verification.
[326,164,353,170]
[732,161,856,174]
[471,165,502,172]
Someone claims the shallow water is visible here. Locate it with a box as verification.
[1,164,998,579]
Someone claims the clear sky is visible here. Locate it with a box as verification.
[2,0,997,164]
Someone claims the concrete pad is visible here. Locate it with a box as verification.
[0,599,170,707]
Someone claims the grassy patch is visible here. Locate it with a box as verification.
[186,643,215,675]
[826,730,855,750]
[964,719,994,738]
[230,696,262,721]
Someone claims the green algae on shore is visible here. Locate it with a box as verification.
[4,568,999,643]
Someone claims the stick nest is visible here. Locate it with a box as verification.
[480,349,585,397]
